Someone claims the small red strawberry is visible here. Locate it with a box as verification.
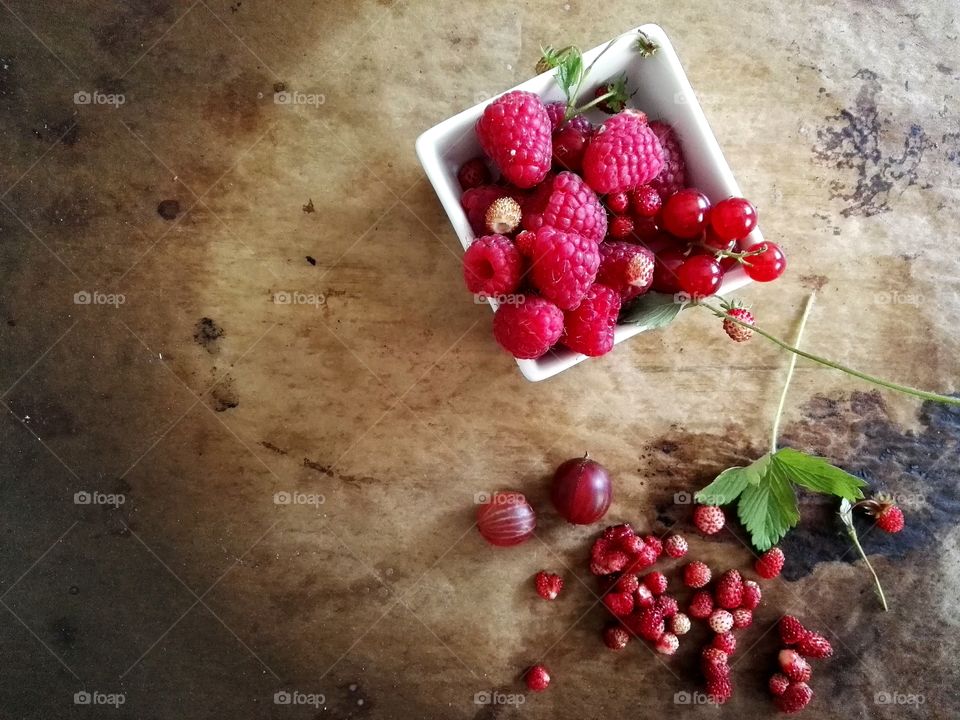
[654,594,679,618]
[723,306,756,343]
[732,608,753,629]
[603,624,630,650]
[701,648,730,680]
[876,504,905,533]
[655,632,679,655]
[524,663,551,692]
[625,543,658,572]
[633,608,665,641]
[603,591,635,617]
[708,609,734,634]
[778,649,812,683]
[635,584,656,609]
[534,571,563,600]
[712,631,736,655]
[582,110,665,195]
[779,616,808,645]
[688,590,714,619]
[693,505,726,535]
[609,214,635,239]
[741,580,762,610]
[706,676,733,703]
[714,569,744,609]
[620,534,646,555]
[631,184,662,218]
[602,523,634,541]
[671,613,691,636]
[644,571,668,596]
[664,534,688,558]
[475,91,552,188]
[615,573,640,595]
[643,535,663,558]
[755,547,785,579]
[684,561,712,588]
[606,191,630,214]
[797,632,834,660]
[514,230,537,257]
[593,73,631,114]
[774,682,813,713]
[769,673,790,696]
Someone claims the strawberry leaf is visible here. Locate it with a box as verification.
[696,454,770,506]
[737,461,799,551]
[771,448,867,501]
[538,45,583,104]
[619,292,686,331]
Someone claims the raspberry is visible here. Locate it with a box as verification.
[708,609,734,634]
[582,110,665,195]
[670,613,691,635]
[741,580,762,610]
[522,171,607,244]
[797,632,834,660]
[485,197,522,234]
[732,608,753,629]
[723,307,755,343]
[778,616,808,646]
[597,242,655,302]
[631,184,662,218]
[714,570,743,609]
[515,230,537,257]
[635,584,655,609]
[492,296,563,359]
[530,227,601,310]
[545,101,566,131]
[683,561,711,589]
[607,191,630,214]
[664,535,688,558]
[689,590,714,619]
[475,90,552,189]
[712,632,736,655]
[654,595,678,618]
[534,571,563,600]
[769,673,790,696]
[693,505,725,535]
[603,624,630,650]
[755,547,785,579]
[463,235,524,296]
[656,632,679,655]
[643,571,668,596]
[775,682,813,713]
[706,676,733,703]
[643,535,663,558]
[562,284,620,357]
[458,157,491,190]
[778,649,812,683]
[648,121,687,200]
[876,504,905,533]
[633,607,665,641]
[461,185,521,236]
[524,663,551,692]
[608,215,634,239]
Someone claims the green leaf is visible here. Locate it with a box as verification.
[771,448,867,501]
[696,454,771,506]
[619,292,686,331]
[737,461,800,551]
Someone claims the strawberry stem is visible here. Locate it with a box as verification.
[845,520,889,612]
[568,90,615,118]
[770,292,817,453]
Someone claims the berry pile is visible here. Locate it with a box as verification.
[768,616,834,713]
[457,82,787,361]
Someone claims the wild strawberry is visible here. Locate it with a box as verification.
[524,663,551,692]
[644,572,668,596]
[620,534,646,555]
[769,673,790,696]
[723,306,755,343]
[603,624,630,650]
[457,157,491,190]
[778,616,807,645]
[664,534,688,558]
[684,561,712,588]
[741,580,762,610]
[635,584,655,609]
[534,571,563,600]
[689,590,714,619]
[655,595,679,618]
[634,607,665,641]
[712,631,736,655]
[603,523,634,541]
[708,609,734,634]
[608,215,634,239]
[593,73,631,114]
[614,573,640,595]
[693,505,725,535]
[656,632,679,655]
[603,591,635,617]
[706,676,733,703]
[755,547,785,579]
[626,544,658,572]
[606,191,630,214]
[600,550,630,575]
[732,608,753,629]
[631,184,662,218]
[701,648,730,681]
[797,632,834,660]
[514,230,537,257]
[714,569,743,609]
[876,504,905,533]
[643,535,663,558]
[778,649,812,683]
[485,196,522,234]
[774,682,813,713]
[596,241,655,302]
[476,91,552,188]
[582,110,664,194]
[671,613,691,636]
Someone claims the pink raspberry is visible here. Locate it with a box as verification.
[461,185,520,236]
[562,284,620,357]
[475,90,552,189]
[545,101,567,130]
[462,235,523,296]
[648,121,687,200]
[530,226,600,310]
[492,296,563,359]
[522,172,607,244]
[582,110,664,195]
[597,241,655,302]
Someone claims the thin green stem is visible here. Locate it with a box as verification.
[570,90,615,117]
[770,293,817,453]
[845,523,889,611]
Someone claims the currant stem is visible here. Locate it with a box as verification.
[770,292,817,453]
[844,522,889,612]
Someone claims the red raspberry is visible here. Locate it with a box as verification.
[643,535,663,558]
[683,561,711,589]
[708,609,733,633]
[457,157,492,190]
[648,121,687,200]
[562,284,620,357]
[475,90,552,189]
[723,307,755,343]
[714,570,743,609]
[670,613,691,635]
[706,676,733,703]
[462,235,524,296]
[689,590,714,619]
[741,580,762,610]
[597,241,655,302]
[712,631,736,655]
[608,214,634,239]
[522,172,607,244]
[755,547,785,579]
[643,571,668,596]
[631,184,662,218]
[775,682,813,713]
[524,663,551,692]
[634,584,655,609]
[607,191,630,214]
[655,632,679,655]
[664,535,688,558]
[615,573,640,595]
[514,230,537,257]
[779,616,808,645]
[693,505,725,535]
[529,227,600,310]
[654,594,678,618]
[582,110,665,195]
[778,649,812,683]
[603,591,635,617]
[603,623,630,650]
[632,607,665,641]
[461,185,520,236]
[797,632,834,659]
[492,296,563,359]
[769,673,790,696]
[534,571,563,600]
[545,101,566,130]
[876,504,905,532]
[732,608,752,629]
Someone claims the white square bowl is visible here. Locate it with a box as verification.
[416,23,761,382]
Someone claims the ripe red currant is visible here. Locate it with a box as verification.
[631,185,662,218]
[651,248,687,294]
[661,189,711,239]
[607,192,630,214]
[677,255,723,297]
[702,225,736,252]
[709,197,758,242]
[743,241,786,282]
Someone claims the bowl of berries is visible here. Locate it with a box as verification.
[416,24,786,381]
